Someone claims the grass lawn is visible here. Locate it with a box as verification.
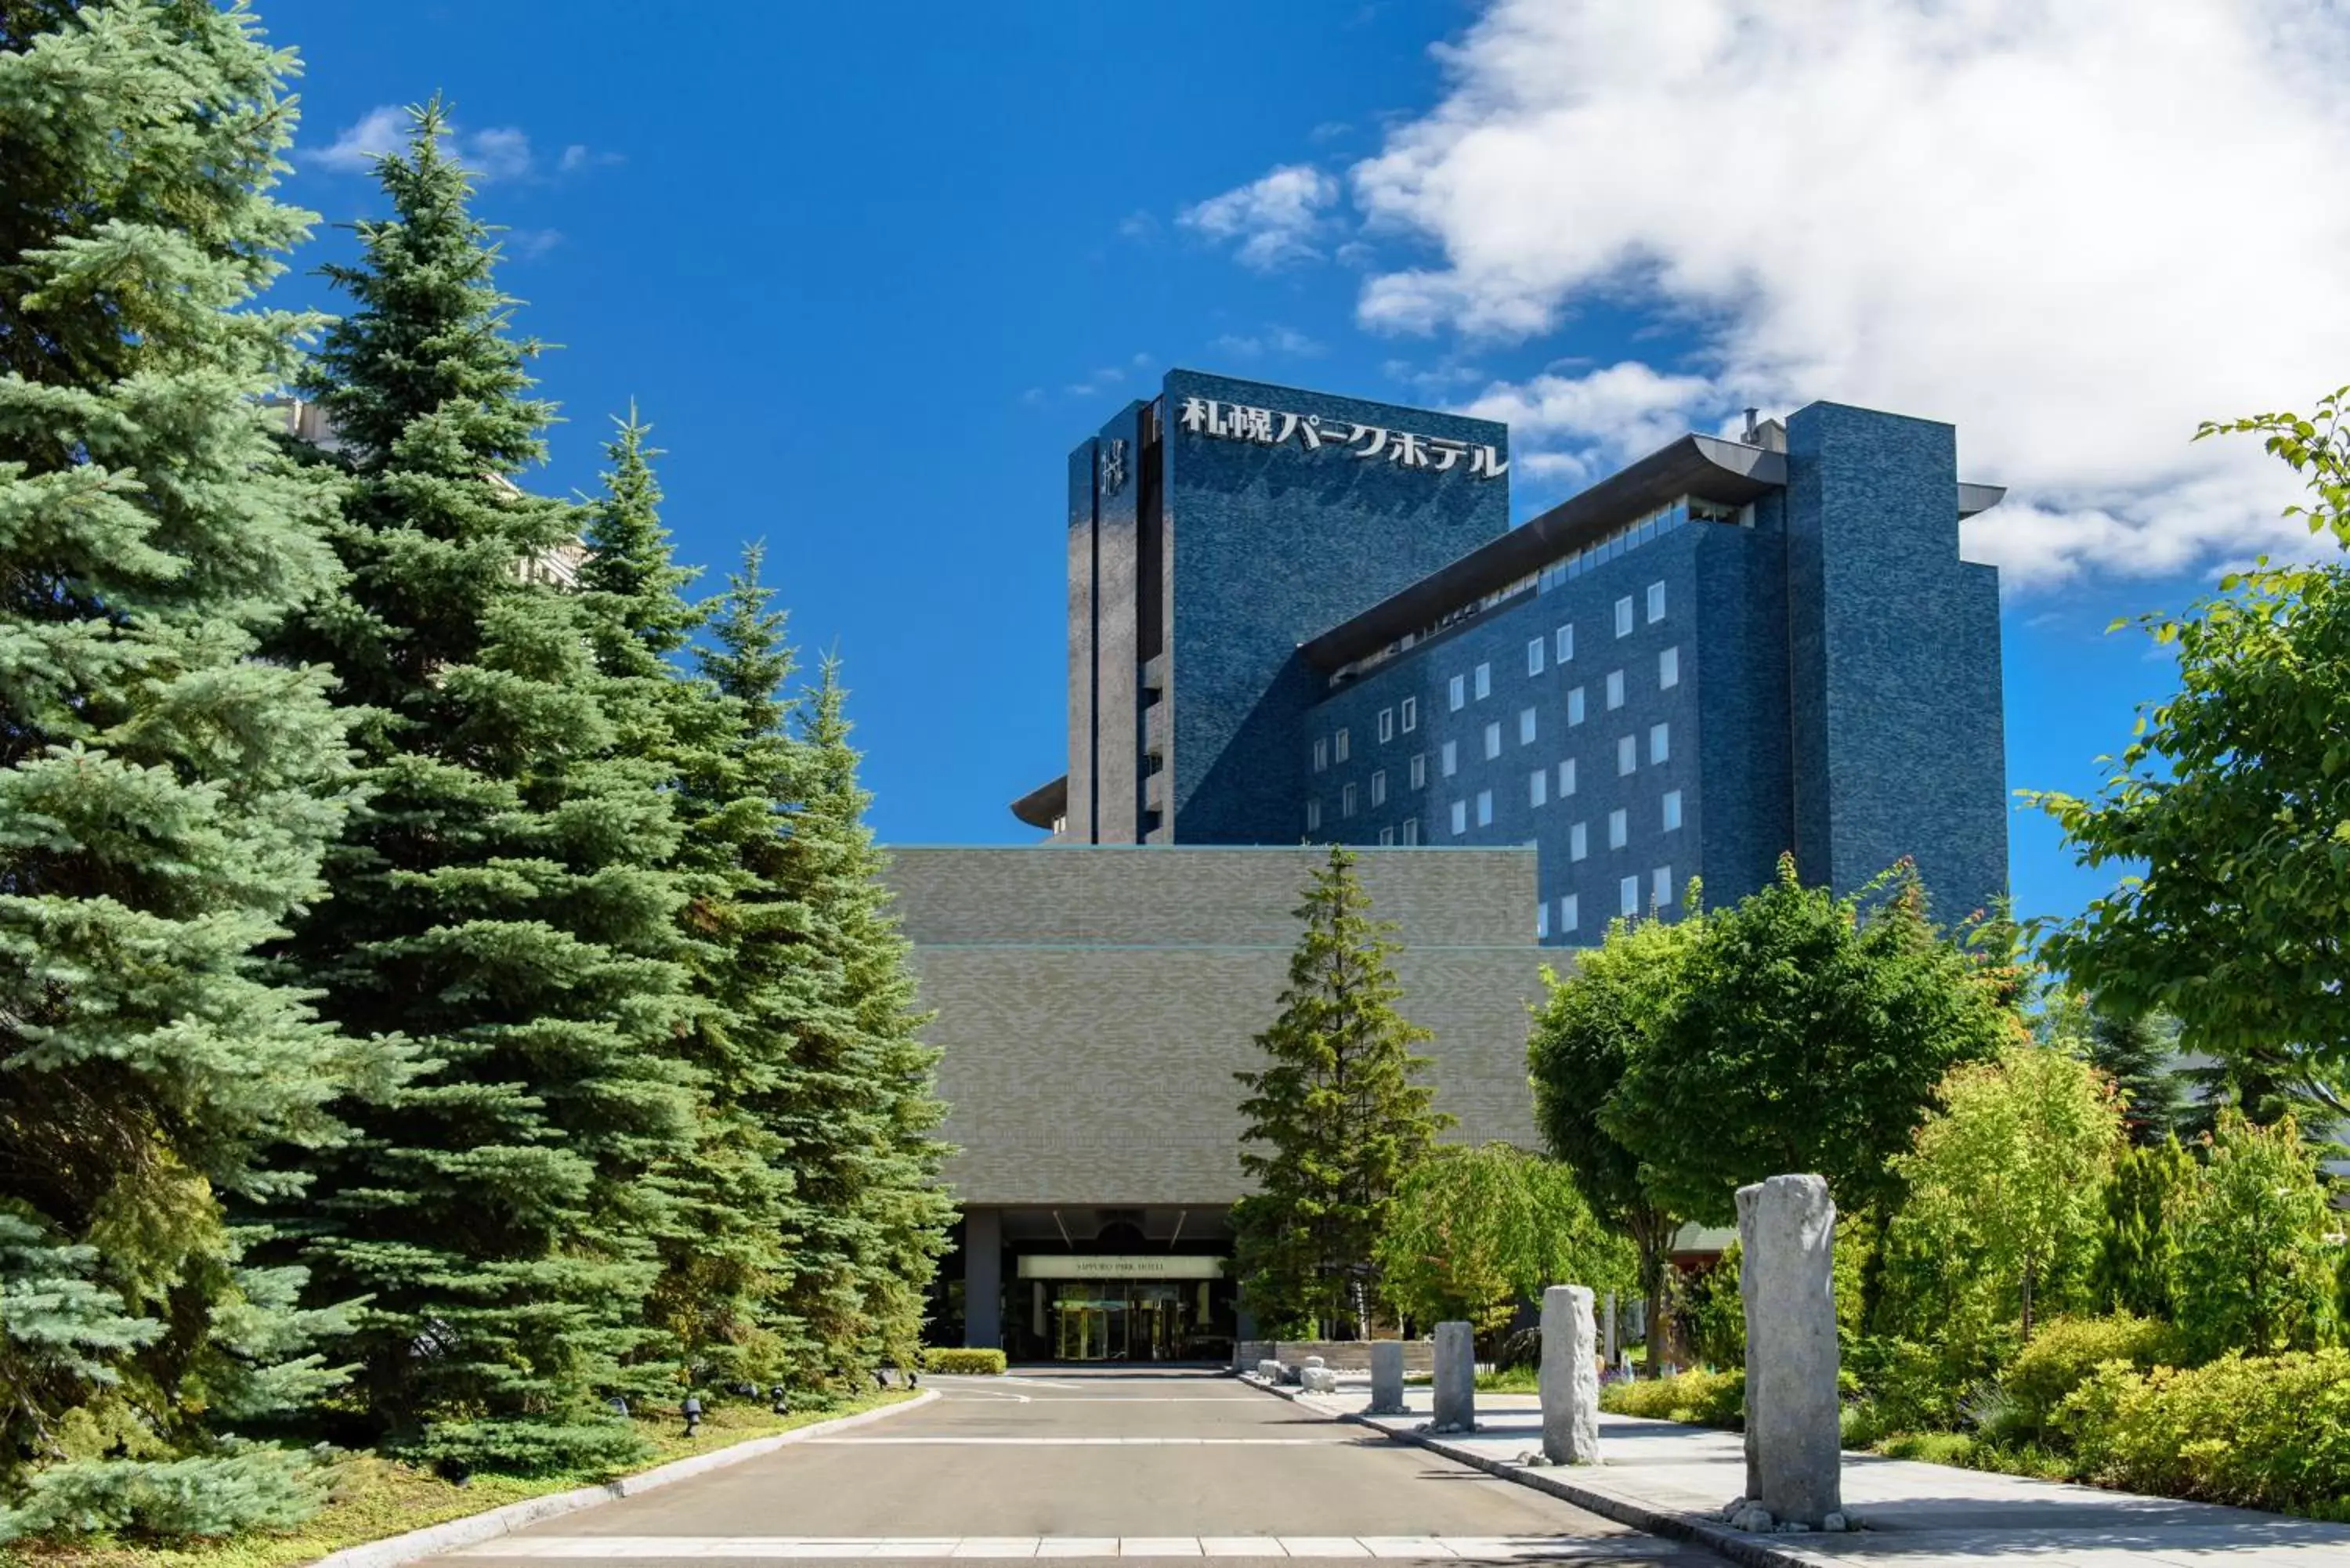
[5,1393,916,1568]
[1473,1367,1539,1393]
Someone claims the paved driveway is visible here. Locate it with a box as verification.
[424,1368,1711,1566]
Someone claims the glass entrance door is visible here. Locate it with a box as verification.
[1054,1295,1123,1360]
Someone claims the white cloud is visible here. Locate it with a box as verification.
[304,105,406,172]
[306,107,604,186]
[1330,0,2350,588]
[1213,324,1325,361]
[504,227,564,261]
[1459,361,1723,486]
[1180,164,1340,269]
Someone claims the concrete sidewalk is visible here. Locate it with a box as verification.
[1272,1381,2350,1567]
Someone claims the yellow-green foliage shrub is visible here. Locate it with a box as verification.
[2057,1349,2350,1520]
[2000,1314,2174,1440]
[920,1348,1008,1375]
[1598,1369,1744,1429]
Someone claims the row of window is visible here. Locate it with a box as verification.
[1310,717,1675,833]
[1448,787,1681,847]
[1448,583,1668,714]
[1537,865,1676,938]
[1318,644,1680,775]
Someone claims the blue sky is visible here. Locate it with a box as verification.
[269,1,2345,933]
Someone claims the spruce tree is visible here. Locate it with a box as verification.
[0,0,370,1537]
[272,104,695,1472]
[767,656,954,1380]
[577,429,804,1386]
[1232,847,1449,1339]
[2082,1005,2188,1145]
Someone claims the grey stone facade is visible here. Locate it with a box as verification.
[888,844,1542,1210]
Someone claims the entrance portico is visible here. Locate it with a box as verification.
[948,1205,1236,1363]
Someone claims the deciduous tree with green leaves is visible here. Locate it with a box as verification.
[1233,847,1448,1339]
[1888,1046,2121,1342]
[1606,857,2018,1224]
[1374,1143,1633,1337]
[2171,1111,2340,1360]
[2033,388,2350,1124]
[270,103,696,1474]
[1525,903,1701,1369]
[0,0,375,1536]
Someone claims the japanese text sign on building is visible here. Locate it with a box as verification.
[1177,396,1506,480]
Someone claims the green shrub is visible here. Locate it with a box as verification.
[2057,1349,2350,1520]
[2001,1314,2174,1440]
[1844,1337,1973,1437]
[921,1348,1008,1375]
[1598,1369,1744,1429]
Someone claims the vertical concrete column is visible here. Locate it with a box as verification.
[1540,1286,1600,1465]
[1431,1321,1475,1433]
[963,1207,1003,1350]
[1368,1340,1405,1414]
[1734,1175,1842,1530]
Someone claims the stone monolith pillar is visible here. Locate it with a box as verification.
[1603,1292,1618,1366]
[1539,1285,1600,1464]
[1369,1340,1406,1414]
[1735,1173,1842,1530]
[1432,1321,1475,1433]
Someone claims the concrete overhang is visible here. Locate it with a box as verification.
[1958,482,2007,518]
[1300,432,1785,674]
[1010,774,1068,831]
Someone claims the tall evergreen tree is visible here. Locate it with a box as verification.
[576,429,805,1386]
[2081,1005,2188,1146]
[0,1,371,1537]
[1231,847,1449,1339]
[770,656,953,1378]
[271,103,695,1472]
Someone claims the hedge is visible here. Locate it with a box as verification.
[921,1348,1009,1375]
[1597,1368,1744,1429]
[2057,1349,2350,1520]
[1999,1313,2175,1441]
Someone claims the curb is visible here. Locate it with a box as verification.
[1232,1374,1820,1568]
[308,1389,940,1568]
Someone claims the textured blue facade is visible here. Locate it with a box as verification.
[1041,384,2008,945]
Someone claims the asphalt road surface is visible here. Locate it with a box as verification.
[424,1367,1714,1567]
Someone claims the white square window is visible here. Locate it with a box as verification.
[1558,758,1577,797]
[1567,687,1586,726]
[1650,721,1670,764]
[1402,817,1420,846]
[1335,728,1350,764]
[1484,721,1502,760]
[1571,822,1589,862]
[1519,706,1537,745]
[1441,740,1458,778]
[1411,753,1427,790]
[1401,695,1419,732]
[1307,798,1321,832]
[1476,789,1493,827]
[1448,674,1466,712]
[1647,581,1667,623]
[1474,662,1491,699]
[1379,707,1394,743]
[1662,788,1683,832]
[1342,782,1358,818]
[1621,875,1641,916]
[1618,735,1637,775]
[1530,768,1548,807]
[1654,865,1674,906]
[1371,770,1387,807]
[1537,900,1550,939]
[1379,826,1395,846]
[1314,737,1328,772]
[1605,670,1625,710]
[1560,893,1580,934]
[1615,596,1635,638]
[1609,807,1628,849]
[1555,625,1574,663]
[1528,638,1546,676]
[1450,799,1467,836]
[1659,645,1679,690]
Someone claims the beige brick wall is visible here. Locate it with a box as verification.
[885,846,1545,1208]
